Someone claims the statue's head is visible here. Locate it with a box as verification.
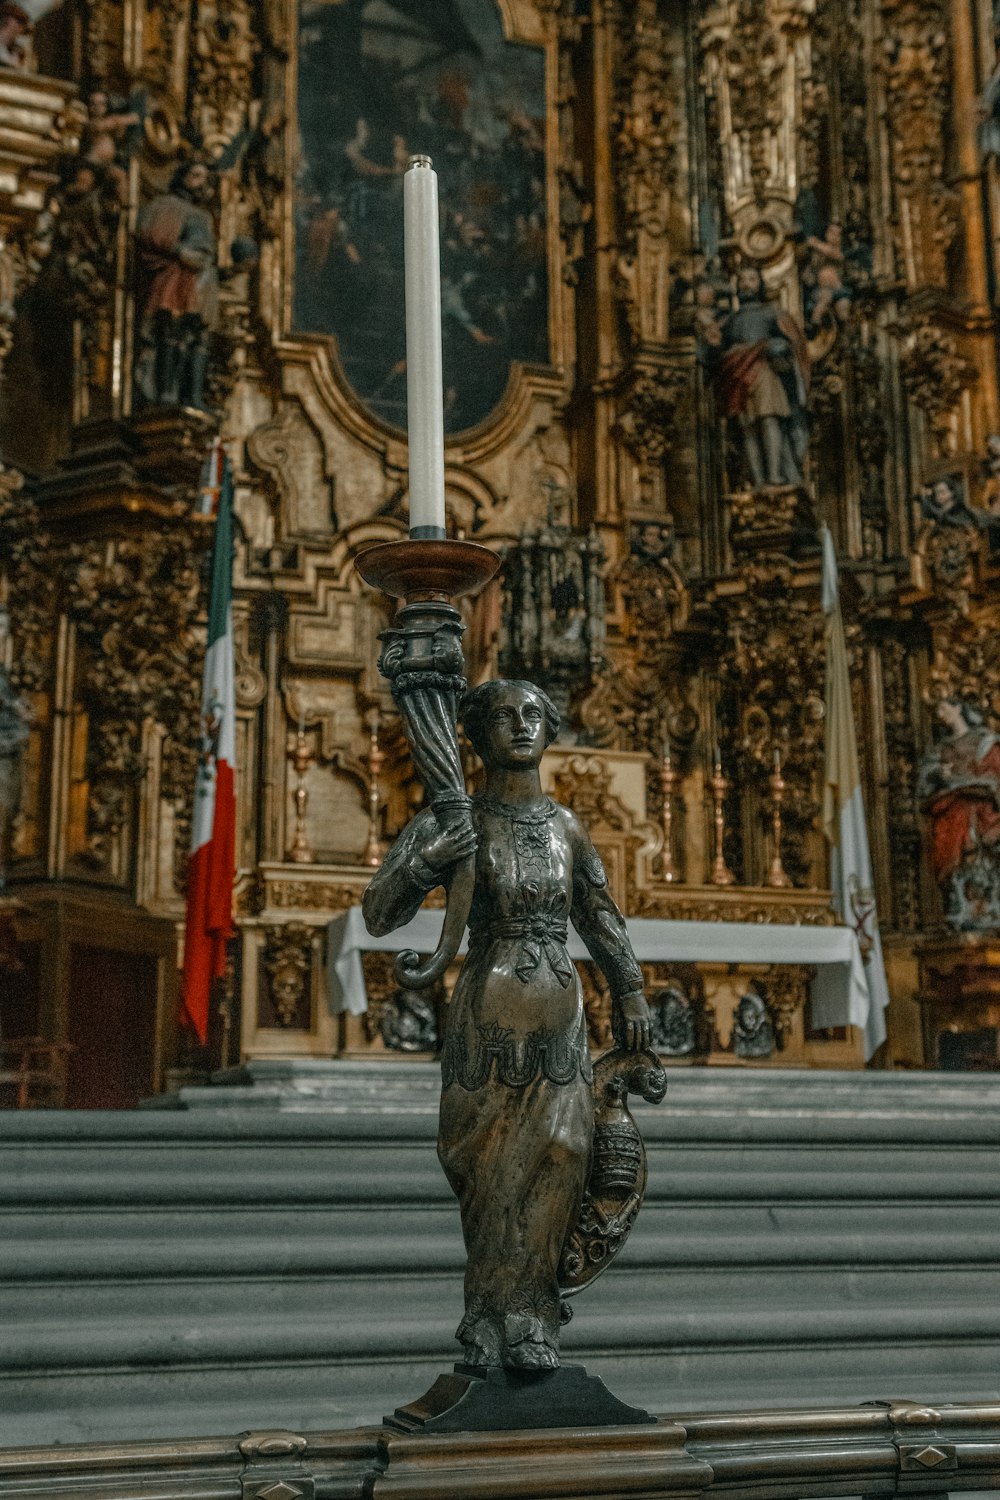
[737,991,766,1029]
[736,265,763,301]
[461,679,560,771]
[932,476,958,510]
[170,159,211,203]
[936,697,985,737]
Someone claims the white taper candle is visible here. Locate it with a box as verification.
[403,155,446,537]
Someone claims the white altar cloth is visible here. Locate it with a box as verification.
[326,907,871,1034]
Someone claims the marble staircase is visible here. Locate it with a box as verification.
[1,1065,997,1448]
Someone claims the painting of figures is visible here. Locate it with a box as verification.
[294,0,549,435]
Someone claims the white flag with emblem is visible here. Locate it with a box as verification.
[814,525,892,1058]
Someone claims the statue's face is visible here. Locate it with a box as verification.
[737,268,761,299]
[480,686,547,770]
[273,964,303,1004]
[738,996,760,1028]
[936,699,966,737]
[184,163,210,201]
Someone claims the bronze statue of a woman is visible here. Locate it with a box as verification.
[364,678,652,1373]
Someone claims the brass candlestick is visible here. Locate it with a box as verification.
[286,725,315,863]
[660,742,680,883]
[766,747,792,888]
[363,708,386,868]
[709,746,735,886]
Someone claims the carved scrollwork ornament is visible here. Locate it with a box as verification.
[609,0,677,350]
[191,0,258,156]
[263,922,313,1028]
[579,524,693,759]
[61,528,210,880]
[899,320,977,457]
[0,487,54,694]
[717,573,826,886]
[879,0,959,289]
[614,366,688,468]
[757,966,813,1049]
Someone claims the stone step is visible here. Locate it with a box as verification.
[2,1212,996,1275]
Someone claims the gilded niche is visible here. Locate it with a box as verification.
[293,0,548,434]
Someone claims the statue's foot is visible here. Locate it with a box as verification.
[502,1313,560,1371]
[505,1338,559,1371]
[457,1312,502,1370]
[461,1335,495,1370]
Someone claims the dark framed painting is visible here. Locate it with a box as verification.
[294,0,549,436]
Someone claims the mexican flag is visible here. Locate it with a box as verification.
[181,452,236,1044]
[815,523,891,1058]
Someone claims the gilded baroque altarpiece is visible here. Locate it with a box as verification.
[1,0,999,1097]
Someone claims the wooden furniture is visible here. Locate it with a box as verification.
[0,1038,72,1109]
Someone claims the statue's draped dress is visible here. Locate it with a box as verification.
[363,794,643,1368]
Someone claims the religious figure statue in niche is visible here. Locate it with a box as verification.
[363,679,653,1372]
[792,187,871,330]
[800,221,853,333]
[133,161,220,411]
[918,475,986,530]
[380,985,439,1053]
[702,265,810,491]
[918,699,1000,931]
[82,89,142,200]
[731,989,776,1058]
[648,984,696,1056]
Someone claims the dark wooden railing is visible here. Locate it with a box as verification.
[0,1400,997,1499]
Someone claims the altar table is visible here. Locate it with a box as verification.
[326,907,871,1034]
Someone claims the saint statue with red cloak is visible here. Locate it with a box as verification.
[714,265,811,490]
[919,699,1000,931]
[134,160,219,411]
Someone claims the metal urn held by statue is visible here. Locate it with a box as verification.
[356,533,666,1434]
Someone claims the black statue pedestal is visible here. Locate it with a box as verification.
[387,1363,656,1434]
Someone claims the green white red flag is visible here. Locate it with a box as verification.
[181,450,236,1044]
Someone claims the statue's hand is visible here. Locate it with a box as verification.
[420,817,477,873]
[613,990,651,1053]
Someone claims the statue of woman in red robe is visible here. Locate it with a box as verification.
[919,699,1000,930]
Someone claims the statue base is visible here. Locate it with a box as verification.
[386,1362,656,1434]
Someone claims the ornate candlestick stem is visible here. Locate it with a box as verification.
[363,708,386,868]
[709,745,735,886]
[660,742,680,883]
[766,747,792,888]
[355,536,499,987]
[286,726,315,864]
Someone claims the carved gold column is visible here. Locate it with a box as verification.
[950,0,1000,434]
[0,72,83,466]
